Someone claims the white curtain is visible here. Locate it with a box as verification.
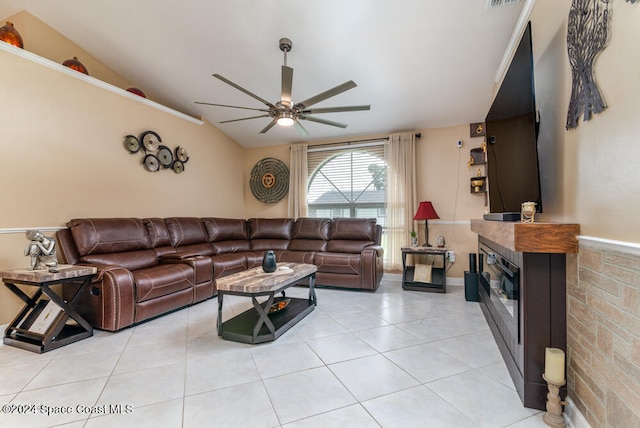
[288,144,308,219]
[384,132,417,271]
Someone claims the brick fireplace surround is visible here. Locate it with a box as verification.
[567,240,640,427]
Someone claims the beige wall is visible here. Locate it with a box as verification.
[529,0,640,240]
[415,127,487,278]
[0,15,245,324]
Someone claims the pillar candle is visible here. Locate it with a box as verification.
[544,347,565,384]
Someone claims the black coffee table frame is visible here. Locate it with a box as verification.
[217,267,316,344]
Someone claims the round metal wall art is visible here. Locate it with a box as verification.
[250,157,289,203]
[123,130,189,174]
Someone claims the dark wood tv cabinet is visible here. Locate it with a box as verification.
[470,219,579,410]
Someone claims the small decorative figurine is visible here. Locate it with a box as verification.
[24,230,58,271]
[521,201,536,223]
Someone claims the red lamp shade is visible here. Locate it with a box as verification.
[413,201,440,220]
[413,201,439,246]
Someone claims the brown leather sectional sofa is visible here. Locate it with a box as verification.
[56,217,384,331]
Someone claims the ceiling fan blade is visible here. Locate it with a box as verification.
[219,114,271,124]
[259,118,278,134]
[294,120,309,136]
[299,115,348,129]
[195,101,270,112]
[294,80,357,110]
[281,66,293,104]
[302,105,371,114]
[213,74,275,108]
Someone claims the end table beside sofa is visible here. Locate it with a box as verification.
[54,217,383,332]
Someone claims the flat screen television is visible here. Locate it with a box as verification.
[484,21,541,220]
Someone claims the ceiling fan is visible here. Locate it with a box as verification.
[195,38,370,135]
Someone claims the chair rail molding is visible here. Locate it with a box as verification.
[578,235,640,257]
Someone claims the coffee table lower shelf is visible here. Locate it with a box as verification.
[219,297,314,344]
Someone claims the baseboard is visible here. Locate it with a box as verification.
[564,397,592,428]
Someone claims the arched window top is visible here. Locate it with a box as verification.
[307,147,386,223]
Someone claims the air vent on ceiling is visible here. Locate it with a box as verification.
[487,0,523,7]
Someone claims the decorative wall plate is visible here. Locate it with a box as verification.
[124,135,140,153]
[157,145,174,167]
[140,130,161,151]
[250,157,289,203]
[143,154,160,172]
[172,161,185,174]
[175,146,189,163]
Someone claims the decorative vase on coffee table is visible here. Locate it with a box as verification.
[262,250,277,273]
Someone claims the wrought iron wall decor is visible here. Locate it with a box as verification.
[123,130,189,174]
[566,0,610,130]
[566,0,636,129]
[250,158,289,204]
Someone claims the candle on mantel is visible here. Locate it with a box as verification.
[544,347,565,384]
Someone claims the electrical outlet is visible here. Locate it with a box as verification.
[446,250,455,262]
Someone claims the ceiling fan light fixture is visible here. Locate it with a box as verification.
[277,111,295,127]
[198,37,370,135]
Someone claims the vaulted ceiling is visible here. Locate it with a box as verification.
[0,0,526,148]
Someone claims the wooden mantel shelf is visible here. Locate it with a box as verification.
[470,219,580,254]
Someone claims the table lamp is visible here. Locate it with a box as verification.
[413,201,439,246]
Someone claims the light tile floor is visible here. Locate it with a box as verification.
[0,277,549,428]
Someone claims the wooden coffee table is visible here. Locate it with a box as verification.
[216,262,317,344]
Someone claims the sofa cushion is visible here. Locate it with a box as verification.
[165,217,208,246]
[279,250,316,264]
[133,263,194,303]
[288,218,329,252]
[202,218,251,254]
[314,252,362,275]
[144,218,172,248]
[292,218,330,240]
[327,218,377,253]
[248,218,293,251]
[329,218,377,240]
[210,253,248,278]
[202,218,248,241]
[68,218,151,257]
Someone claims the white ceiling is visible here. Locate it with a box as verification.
[0,0,526,148]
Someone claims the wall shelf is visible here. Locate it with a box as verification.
[0,41,204,126]
[469,146,487,195]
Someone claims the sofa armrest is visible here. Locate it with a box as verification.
[63,264,136,331]
[360,246,384,291]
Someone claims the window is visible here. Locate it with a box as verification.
[307,142,386,227]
